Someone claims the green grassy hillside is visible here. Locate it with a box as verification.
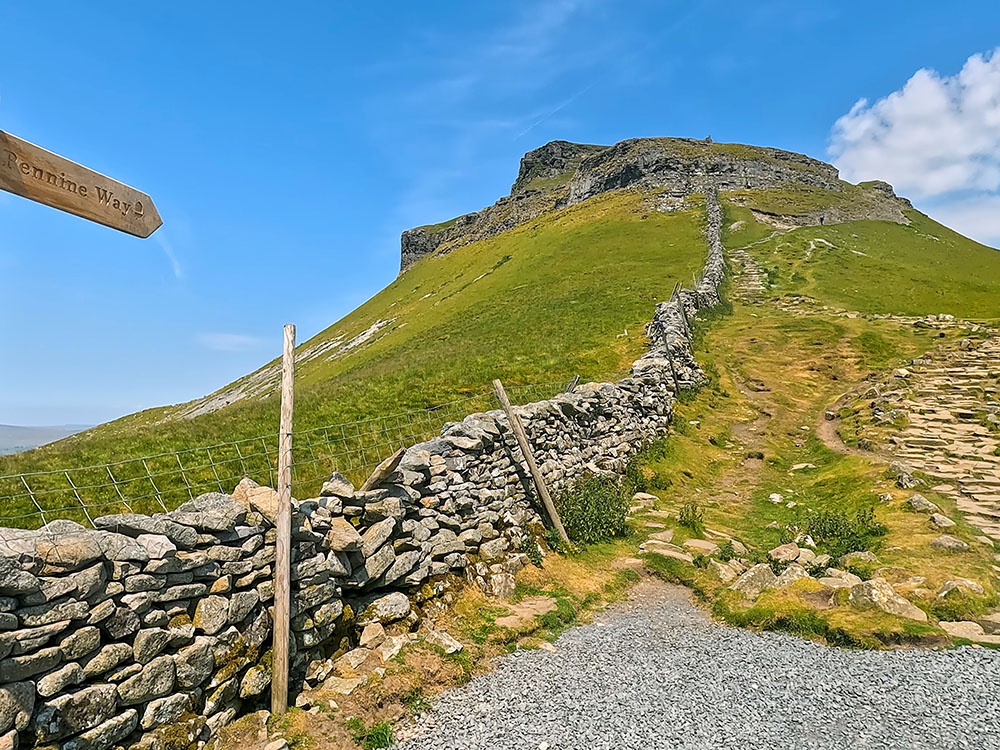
[0,190,708,520]
[724,190,1000,318]
[5,153,999,526]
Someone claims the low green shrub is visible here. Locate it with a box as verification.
[346,718,394,750]
[520,536,544,567]
[801,506,887,559]
[545,527,568,554]
[538,597,577,632]
[624,438,673,493]
[929,591,995,623]
[717,539,736,562]
[554,475,630,545]
[678,502,705,535]
[403,687,430,715]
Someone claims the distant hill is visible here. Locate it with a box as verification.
[0,424,90,455]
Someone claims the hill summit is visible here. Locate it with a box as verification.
[399,137,911,271]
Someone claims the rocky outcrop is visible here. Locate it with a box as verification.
[510,140,606,194]
[400,141,606,272]
[399,137,911,272]
[566,138,840,203]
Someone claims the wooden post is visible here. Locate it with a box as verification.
[271,323,295,715]
[665,350,681,393]
[677,290,690,332]
[492,379,570,546]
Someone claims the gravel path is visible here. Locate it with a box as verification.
[394,581,1000,750]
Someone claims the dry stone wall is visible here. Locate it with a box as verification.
[0,190,725,750]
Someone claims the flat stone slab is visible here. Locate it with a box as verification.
[939,621,1000,644]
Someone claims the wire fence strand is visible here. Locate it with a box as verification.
[0,380,568,530]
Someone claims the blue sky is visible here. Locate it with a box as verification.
[2,1,999,426]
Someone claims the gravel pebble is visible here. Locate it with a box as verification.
[394,581,1000,750]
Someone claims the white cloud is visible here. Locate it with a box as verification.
[829,48,1000,247]
[831,48,1000,197]
[154,233,183,280]
[927,194,1000,245]
[197,333,264,353]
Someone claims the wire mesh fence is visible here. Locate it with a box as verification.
[0,380,569,531]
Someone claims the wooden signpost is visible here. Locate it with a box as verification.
[0,130,161,238]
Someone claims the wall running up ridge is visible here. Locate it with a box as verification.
[0,189,725,750]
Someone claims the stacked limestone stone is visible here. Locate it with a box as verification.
[0,189,727,749]
[0,485,359,750]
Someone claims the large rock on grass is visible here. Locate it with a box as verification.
[768,543,800,562]
[848,578,927,621]
[729,563,777,598]
[930,534,969,552]
[772,563,811,588]
[904,494,938,514]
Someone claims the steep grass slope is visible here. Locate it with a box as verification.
[724,189,1000,318]
[0,190,708,487]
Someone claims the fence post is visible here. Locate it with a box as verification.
[492,379,570,547]
[676,289,691,333]
[271,323,295,715]
[665,350,681,393]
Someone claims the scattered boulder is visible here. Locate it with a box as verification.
[639,541,693,563]
[818,577,853,590]
[938,579,985,598]
[825,568,862,586]
[768,543,800,562]
[772,563,811,589]
[423,628,463,654]
[709,559,737,584]
[631,492,657,508]
[840,550,877,566]
[323,675,366,696]
[848,578,927,621]
[359,623,386,649]
[904,494,939,514]
[682,539,719,557]
[939,621,1000,644]
[930,535,969,552]
[729,563,777,598]
[976,612,1000,635]
[334,648,373,677]
[357,592,411,625]
[929,513,956,529]
[890,464,921,489]
[795,548,816,565]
